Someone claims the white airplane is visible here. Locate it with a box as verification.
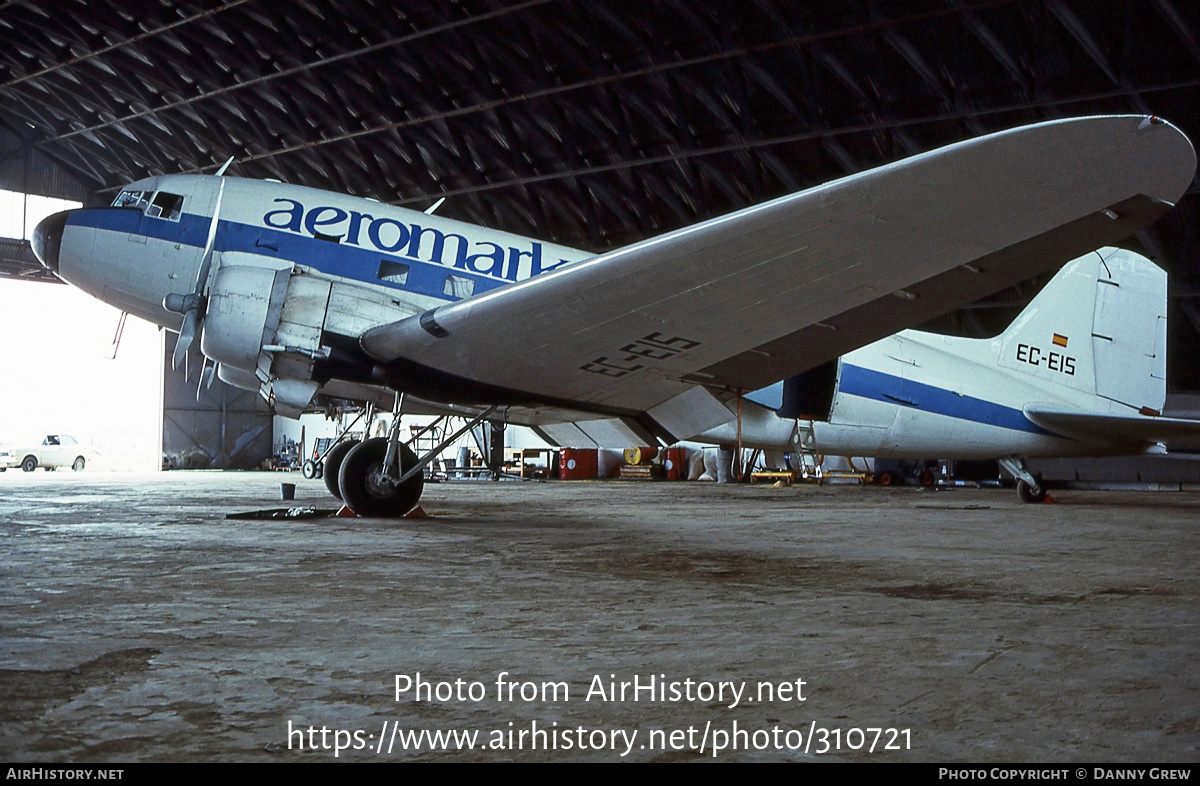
[698,246,1200,502]
[29,115,1197,515]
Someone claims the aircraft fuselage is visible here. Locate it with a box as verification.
[42,174,589,334]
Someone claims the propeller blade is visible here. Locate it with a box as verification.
[170,179,227,372]
[192,180,225,297]
[172,310,198,370]
[196,358,210,400]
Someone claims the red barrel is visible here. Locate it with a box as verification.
[559,448,598,479]
[623,446,659,465]
[663,447,686,480]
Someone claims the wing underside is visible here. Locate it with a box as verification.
[360,115,1195,442]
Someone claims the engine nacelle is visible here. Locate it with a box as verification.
[200,260,410,418]
[200,265,288,370]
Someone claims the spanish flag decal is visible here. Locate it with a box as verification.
[1052,333,1068,347]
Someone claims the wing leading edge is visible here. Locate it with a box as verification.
[362,115,1195,441]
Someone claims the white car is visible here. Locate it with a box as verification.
[1,435,97,472]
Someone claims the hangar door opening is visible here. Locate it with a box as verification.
[0,279,163,471]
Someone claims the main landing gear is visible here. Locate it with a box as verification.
[998,456,1047,504]
[328,396,499,517]
[337,437,425,517]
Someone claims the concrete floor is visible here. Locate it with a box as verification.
[1,471,1197,762]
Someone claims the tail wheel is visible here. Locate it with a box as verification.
[322,440,357,500]
[21,456,37,472]
[72,457,86,471]
[338,437,425,517]
[1017,479,1047,504]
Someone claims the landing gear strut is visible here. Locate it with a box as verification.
[999,456,1047,504]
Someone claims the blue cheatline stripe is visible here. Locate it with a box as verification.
[65,208,512,303]
[838,363,1054,436]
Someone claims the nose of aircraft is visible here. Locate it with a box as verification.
[31,210,69,272]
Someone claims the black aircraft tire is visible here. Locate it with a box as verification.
[322,440,357,500]
[1017,479,1047,504]
[338,438,425,517]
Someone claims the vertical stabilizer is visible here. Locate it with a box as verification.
[996,247,1167,411]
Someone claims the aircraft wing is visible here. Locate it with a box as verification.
[362,115,1195,443]
[1025,406,1200,451]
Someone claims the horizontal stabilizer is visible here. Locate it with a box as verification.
[1025,406,1200,450]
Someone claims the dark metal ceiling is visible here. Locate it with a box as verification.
[1,0,1198,382]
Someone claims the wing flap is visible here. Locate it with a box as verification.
[362,115,1195,417]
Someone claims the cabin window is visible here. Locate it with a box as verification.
[443,274,475,299]
[377,259,409,286]
[112,190,151,210]
[146,191,183,220]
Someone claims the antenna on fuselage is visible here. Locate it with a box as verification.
[214,156,235,177]
[424,197,446,215]
[102,311,128,360]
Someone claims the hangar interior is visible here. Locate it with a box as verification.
[1,0,1198,481]
[4,2,1200,766]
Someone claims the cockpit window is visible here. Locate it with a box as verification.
[112,190,151,210]
[111,189,184,220]
[147,191,183,221]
